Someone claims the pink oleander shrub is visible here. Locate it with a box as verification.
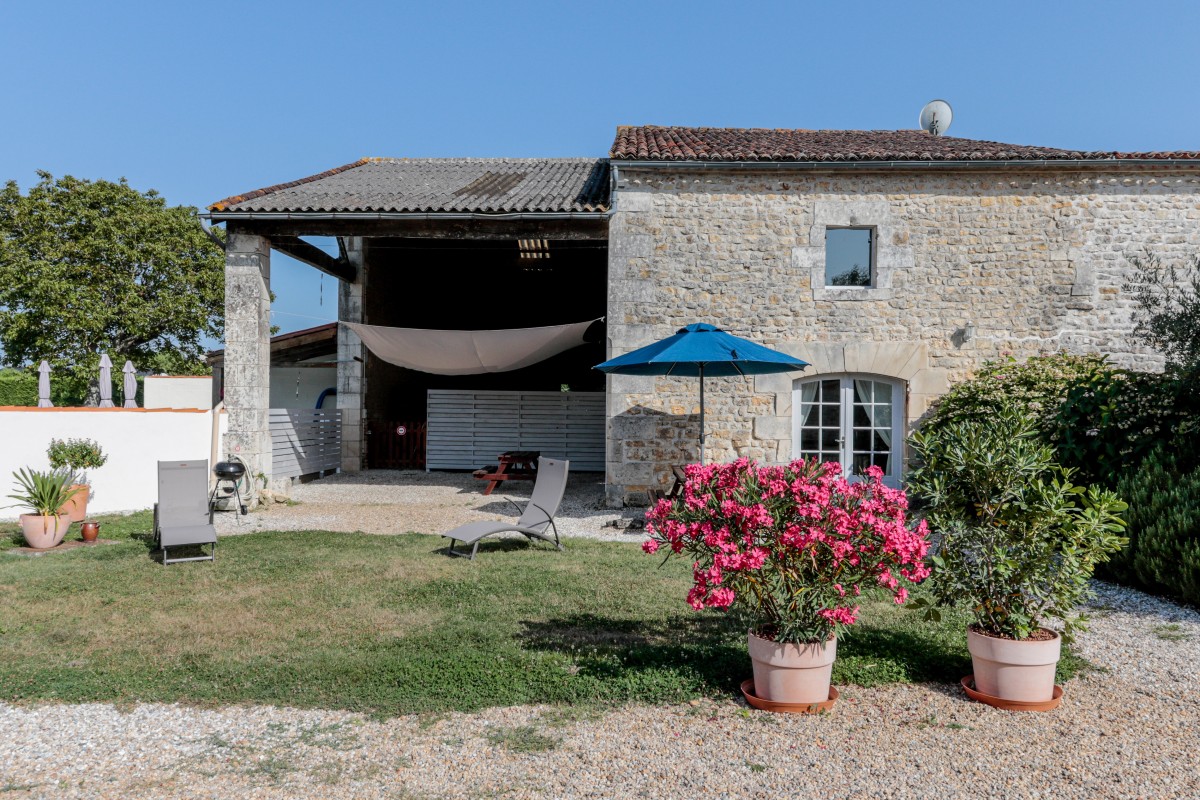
[644,458,931,645]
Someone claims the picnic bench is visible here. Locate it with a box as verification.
[473,450,540,495]
[649,464,688,503]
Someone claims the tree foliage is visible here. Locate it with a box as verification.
[0,172,223,391]
[1125,251,1200,373]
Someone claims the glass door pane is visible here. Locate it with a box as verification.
[796,375,902,485]
[849,378,893,480]
[796,377,841,465]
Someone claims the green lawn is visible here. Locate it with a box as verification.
[0,513,1086,716]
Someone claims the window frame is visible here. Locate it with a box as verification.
[791,373,907,488]
[798,199,911,302]
[823,226,876,289]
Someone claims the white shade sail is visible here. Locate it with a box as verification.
[343,319,598,376]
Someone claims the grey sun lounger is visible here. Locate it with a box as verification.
[154,460,217,565]
[444,457,569,559]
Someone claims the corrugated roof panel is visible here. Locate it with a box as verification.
[211,158,610,214]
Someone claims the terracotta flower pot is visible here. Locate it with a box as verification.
[59,484,90,523]
[80,521,100,543]
[19,514,72,550]
[748,631,837,705]
[967,627,1061,703]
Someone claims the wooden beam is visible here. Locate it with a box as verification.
[270,235,357,282]
[227,218,609,240]
[270,361,339,368]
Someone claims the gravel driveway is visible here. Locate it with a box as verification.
[1,582,1197,799]
[214,469,644,540]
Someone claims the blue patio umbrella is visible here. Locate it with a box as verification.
[595,323,809,463]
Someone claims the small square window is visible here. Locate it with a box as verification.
[825,228,873,287]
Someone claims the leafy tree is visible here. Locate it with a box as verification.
[0,172,223,396]
[1125,251,1200,373]
[831,263,870,287]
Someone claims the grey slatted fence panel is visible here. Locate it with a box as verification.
[270,408,342,479]
[426,390,605,471]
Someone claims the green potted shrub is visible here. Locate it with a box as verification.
[47,438,107,522]
[907,406,1127,709]
[6,468,80,549]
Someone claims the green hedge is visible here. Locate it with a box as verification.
[1103,445,1200,605]
[0,370,38,406]
[0,368,145,407]
[922,354,1200,605]
[921,354,1191,487]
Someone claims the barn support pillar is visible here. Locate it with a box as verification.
[338,237,367,472]
[223,232,273,503]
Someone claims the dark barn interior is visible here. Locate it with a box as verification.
[362,237,607,467]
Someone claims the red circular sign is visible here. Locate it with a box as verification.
[396,425,407,436]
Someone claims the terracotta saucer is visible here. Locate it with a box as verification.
[740,679,838,714]
[960,675,1063,712]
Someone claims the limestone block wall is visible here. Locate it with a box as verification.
[605,165,1200,504]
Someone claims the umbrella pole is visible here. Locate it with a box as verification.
[699,364,705,465]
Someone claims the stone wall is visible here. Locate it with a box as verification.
[605,165,1200,505]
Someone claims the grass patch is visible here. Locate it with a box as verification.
[485,725,559,753]
[539,705,604,728]
[0,509,153,552]
[1152,623,1191,641]
[0,514,1087,716]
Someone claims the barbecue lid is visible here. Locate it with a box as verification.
[214,461,247,478]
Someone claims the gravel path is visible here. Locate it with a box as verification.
[1,581,1197,799]
[214,470,645,541]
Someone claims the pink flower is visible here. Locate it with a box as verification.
[708,587,736,608]
[641,457,930,636]
[817,606,860,625]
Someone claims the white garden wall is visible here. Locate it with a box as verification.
[0,408,227,519]
[143,375,213,410]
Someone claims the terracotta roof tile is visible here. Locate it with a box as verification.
[610,126,1200,163]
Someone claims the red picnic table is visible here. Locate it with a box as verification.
[473,450,540,495]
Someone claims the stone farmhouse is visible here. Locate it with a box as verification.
[208,125,1200,505]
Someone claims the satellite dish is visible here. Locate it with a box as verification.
[919,99,953,136]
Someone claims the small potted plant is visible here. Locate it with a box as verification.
[47,438,107,523]
[908,406,1127,709]
[7,468,80,549]
[644,458,930,710]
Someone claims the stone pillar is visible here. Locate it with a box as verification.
[338,237,366,472]
[604,190,660,507]
[223,232,272,502]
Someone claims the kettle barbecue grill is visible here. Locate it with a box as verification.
[210,459,249,515]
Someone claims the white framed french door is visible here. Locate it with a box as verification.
[792,375,905,487]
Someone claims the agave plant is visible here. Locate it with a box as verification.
[7,468,80,517]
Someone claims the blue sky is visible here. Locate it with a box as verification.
[2,0,1197,340]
